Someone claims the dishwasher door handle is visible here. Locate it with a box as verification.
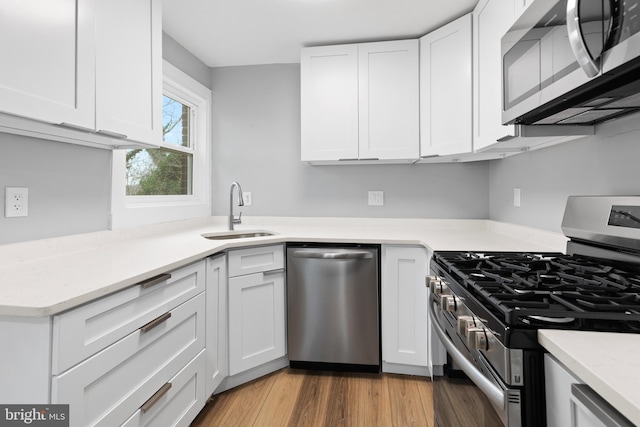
[291,250,374,260]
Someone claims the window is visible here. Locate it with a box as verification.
[126,96,194,196]
[110,60,211,229]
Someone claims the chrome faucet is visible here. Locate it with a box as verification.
[229,181,245,230]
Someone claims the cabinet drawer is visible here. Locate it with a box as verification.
[228,244,284,277]
[121,350,206,427]
[51,293,205,427]
[52,261,205,374]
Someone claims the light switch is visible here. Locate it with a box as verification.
[514,188,521,207]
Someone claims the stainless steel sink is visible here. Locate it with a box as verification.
[201,230,275,240]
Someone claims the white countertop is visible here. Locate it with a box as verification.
[539,330,640,426]
[0,216,567,317]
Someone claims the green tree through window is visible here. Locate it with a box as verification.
[126,96,193,195]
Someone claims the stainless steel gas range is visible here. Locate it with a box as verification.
[428,196,640,427]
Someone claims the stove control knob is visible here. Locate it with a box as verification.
[429,279,448,295]
[440,295,458,312]
[425,275,437,288]
[457,316,476,336]
[467,327,490,351]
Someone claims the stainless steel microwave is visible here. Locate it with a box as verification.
[502,0,640,126]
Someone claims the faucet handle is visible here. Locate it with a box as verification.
[233,211,243,224]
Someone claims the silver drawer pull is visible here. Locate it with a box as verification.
[141,382,172,413]
[57,122,95,133]
[140,312,172,333]
[97,129,128,139]
[263,268,285,275]
[139,273,172,289]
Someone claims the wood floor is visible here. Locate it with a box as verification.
[191,368,435,427]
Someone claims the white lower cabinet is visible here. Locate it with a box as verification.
[545,354,633,427]
[48,261,207,427]
[121,350,206,427]
[382,245,444,376]
[205,254,228,396]
[52,293,205,427]
[228,267,286,376]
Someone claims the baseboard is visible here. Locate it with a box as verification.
[214,356,289,394]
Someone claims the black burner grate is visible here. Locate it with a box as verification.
[433,251,640,330]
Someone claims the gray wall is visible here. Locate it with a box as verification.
[0,34,210,245]
[162,32,212,89]
[489,114,640,233]
[211,64,490,219]
[0,134,111,244]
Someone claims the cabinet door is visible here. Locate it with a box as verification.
[514,0,534,21]
[473,0,517,151]
[420,15,472,157]
[228,270,286,376]
[301,45,359,162]
[545,354,582,427]
[95,0,162,145]
[0,0,95,128]
[382,246,429,368]
[205,254,227,396]
[359,40,420,160]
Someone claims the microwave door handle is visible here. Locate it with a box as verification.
[567,0,600,77]
[429,308,506,410]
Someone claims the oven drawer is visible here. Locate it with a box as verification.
[52,261,205,374]
[51,293,205,427]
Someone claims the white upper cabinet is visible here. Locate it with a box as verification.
[0,0,161,149]
[419,14,472,158]
[0,0,95,128]
[358,40,419,161]
[473,0,517,152]
[514,0,534,21]
[300,45,359,162]
[301,40,419,163]
[95,0,162,145]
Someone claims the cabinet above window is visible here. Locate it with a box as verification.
[0,0,162,150]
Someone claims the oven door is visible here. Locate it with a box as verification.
[430,307,519,427]
[501,0,608,125]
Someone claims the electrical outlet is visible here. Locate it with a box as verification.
[368,191,384,206]
[242,192,252,206]
[5,187,28,218]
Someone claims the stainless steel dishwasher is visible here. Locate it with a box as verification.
[286,243,380,372]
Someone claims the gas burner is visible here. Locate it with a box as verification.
[431,250,640,338]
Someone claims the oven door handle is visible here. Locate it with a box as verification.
[429,308,506,410]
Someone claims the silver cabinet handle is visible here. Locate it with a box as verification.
[138,273,172,289]
[141,382,172,413]
[429,308,506,410]
[571,384,634,427]
[263,268,285,275]
[139,312,171,333]
[57,122,95,133]
[292,250,373,260]
[97,129,128,139]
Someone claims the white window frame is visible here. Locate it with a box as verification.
[110,60,212,229]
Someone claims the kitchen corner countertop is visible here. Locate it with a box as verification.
[538,330,640,426]
[0,216,567,317]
